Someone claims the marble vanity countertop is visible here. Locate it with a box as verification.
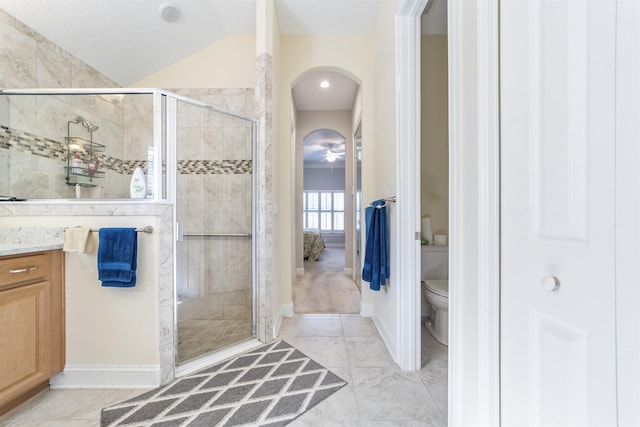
[0,227,64,257]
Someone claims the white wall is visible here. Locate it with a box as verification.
[135,35,256,88]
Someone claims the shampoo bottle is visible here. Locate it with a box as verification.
[130,166,147,199]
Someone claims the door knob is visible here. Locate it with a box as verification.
[541,275,560,292]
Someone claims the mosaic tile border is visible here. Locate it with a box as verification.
[1,126,252,176]
[0,125,123,173]
[178,160,252,175]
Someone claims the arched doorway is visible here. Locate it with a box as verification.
[290,67,363,314]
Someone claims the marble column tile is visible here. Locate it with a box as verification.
[159,343,175,385]
[158,304,174,348]
[158,266,174,306]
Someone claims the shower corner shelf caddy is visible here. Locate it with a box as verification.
[64,118,105,187]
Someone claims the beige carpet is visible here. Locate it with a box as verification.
[293,247,361,314]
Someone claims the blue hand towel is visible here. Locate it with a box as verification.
[362,199,390,290]
[98,228,137,288]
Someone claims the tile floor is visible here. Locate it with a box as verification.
[280,314,448,426]
[0,314,448,426]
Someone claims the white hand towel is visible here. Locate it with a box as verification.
[63,226,92,253]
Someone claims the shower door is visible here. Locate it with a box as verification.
[174,97,255,365]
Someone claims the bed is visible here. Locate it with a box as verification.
[303,230,325,261]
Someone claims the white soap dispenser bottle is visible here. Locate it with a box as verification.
[130,166,147,199]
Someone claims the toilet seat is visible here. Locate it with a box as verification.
[424,279,448,297]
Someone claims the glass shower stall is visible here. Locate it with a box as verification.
[172,96,256,365]
[0,88,258,370]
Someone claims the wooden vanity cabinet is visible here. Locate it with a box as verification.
[0,250,65,415]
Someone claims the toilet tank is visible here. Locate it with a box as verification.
[421,245,448,280]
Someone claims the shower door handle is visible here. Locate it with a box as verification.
[176,221,184,241]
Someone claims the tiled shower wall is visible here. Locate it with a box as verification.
[0,93,132,199]
[0,8,127,199]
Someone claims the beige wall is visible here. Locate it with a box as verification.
[295,110,354,270]
[277,33,373,314]
[135,35,256,89]
[1,213,162,368]
[421,35,449,236]
[365,0,400,343]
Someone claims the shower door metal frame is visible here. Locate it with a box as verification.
[166,92,259,368]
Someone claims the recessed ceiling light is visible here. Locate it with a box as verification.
[320,80,330,89]
[159,2,181,23]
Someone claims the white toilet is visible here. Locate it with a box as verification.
[421,245,448,346]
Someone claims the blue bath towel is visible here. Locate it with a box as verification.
[362,199,390,291]
[97,228,138,288]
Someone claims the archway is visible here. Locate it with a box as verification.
[290,67,362,313]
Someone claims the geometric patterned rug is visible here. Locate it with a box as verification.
[100,340,347,427]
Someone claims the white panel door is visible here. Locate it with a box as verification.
[500,0,617,425]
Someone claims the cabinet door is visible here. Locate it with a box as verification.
[0,281,51,407]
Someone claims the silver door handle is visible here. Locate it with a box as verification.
[541,275,560,292]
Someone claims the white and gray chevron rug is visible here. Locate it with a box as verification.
[100,340,347,427]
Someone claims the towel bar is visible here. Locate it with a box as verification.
[86,226,153,234]
[370,196,396,209]
[183,233,251,237]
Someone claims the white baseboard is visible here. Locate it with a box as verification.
[372,313,398,365]
[273,302,294,338]
[296,268,304,276]
[360,302,373,317]
[50,364,161,389]
[343,267,352,276]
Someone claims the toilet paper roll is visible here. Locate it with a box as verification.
[421,218,433,244]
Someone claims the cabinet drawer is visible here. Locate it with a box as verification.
[0,254,51,287]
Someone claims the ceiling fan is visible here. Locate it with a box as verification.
[324,144,344,163]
